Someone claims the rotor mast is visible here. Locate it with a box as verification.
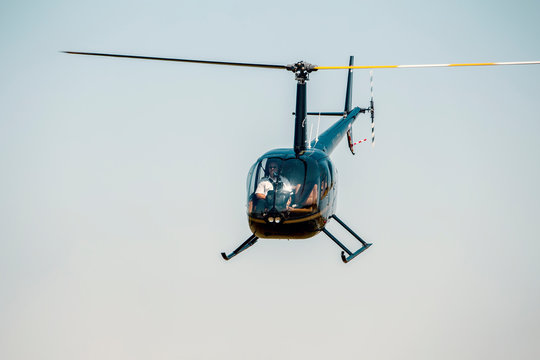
[287,61,317,155]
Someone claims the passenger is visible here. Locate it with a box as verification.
[303,183,318,206]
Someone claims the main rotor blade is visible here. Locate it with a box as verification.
[315,61,540,70]
[63,51,288,70]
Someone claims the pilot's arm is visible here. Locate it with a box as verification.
[255,179,271,200]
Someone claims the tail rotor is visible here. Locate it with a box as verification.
[369,71,375,147]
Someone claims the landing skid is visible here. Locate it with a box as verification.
[221,234,259,261]
[322,214,372,263]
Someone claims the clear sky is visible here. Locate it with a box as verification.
[1,1,540,359]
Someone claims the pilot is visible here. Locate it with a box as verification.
[255,160,294,200]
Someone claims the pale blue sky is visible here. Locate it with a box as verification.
[1,1,540,359]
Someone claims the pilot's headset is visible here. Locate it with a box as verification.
[265,159,282,178]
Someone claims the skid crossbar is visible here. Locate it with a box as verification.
[322,215,372,263]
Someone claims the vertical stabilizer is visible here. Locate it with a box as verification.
[344,56,354,114]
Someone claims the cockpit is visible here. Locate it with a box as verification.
[246,149,337,238]
[246,152,326,224]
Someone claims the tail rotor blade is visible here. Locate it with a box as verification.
[370,71,375,147]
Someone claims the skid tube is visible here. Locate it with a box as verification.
[221,234,259,261]
[322,215,372,263]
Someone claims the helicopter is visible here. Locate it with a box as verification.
[64,51,540,263]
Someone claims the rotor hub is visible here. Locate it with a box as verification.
[286,61,318,82]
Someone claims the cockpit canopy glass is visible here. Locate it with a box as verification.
[247,155,320,220]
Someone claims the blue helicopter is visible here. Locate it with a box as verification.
[64,51,540,263]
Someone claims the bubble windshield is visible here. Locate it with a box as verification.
[247,156,320,220]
